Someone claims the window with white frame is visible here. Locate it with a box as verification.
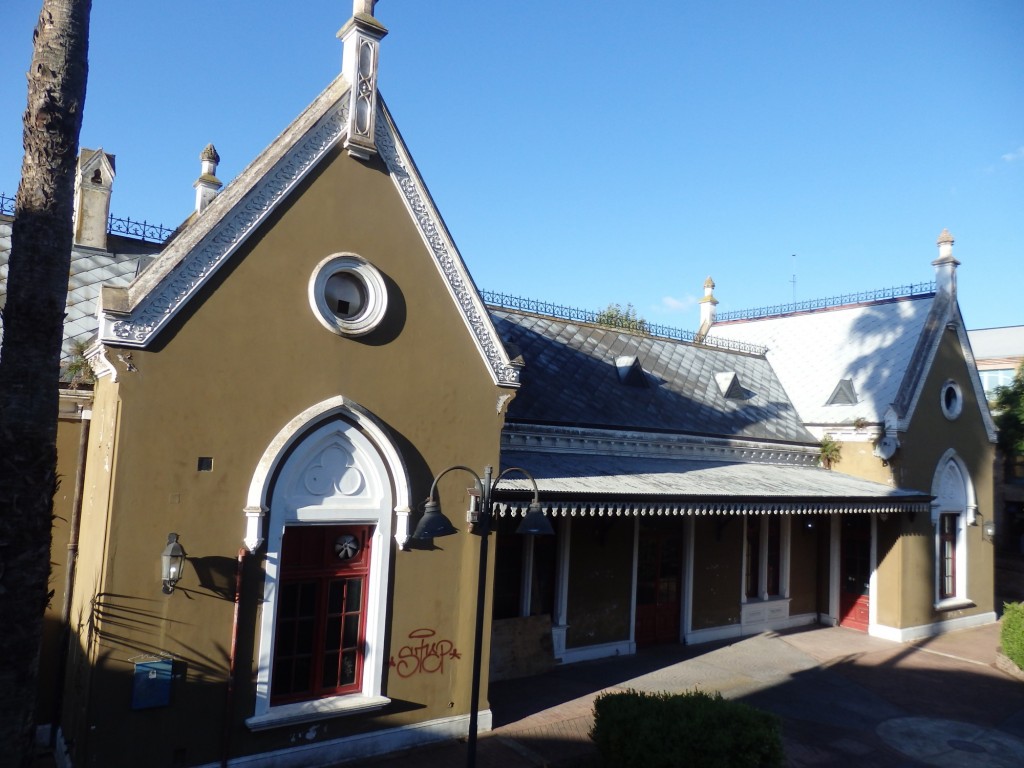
[938,514,957,600]
[931,454,973,609]
[272,524,372,704]
[743,515,790,601]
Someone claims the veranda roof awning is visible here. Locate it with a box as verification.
[492,452,931,518]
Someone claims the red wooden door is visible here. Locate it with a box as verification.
[635,519,682,647]
[839,516,871,631]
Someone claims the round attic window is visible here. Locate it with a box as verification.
[309,253,387,337]
[940,380,963,421]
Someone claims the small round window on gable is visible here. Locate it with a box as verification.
[309,253,387,337]
[941,379,963,420]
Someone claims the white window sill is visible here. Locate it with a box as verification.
[934,597,975,612]
[246,694,390,731]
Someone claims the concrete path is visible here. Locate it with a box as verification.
[357,621,1024,766]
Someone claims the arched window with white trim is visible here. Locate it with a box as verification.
[931,452,975,610]
[245,406,408,730]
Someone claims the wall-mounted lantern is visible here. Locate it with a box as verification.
[982,519,996,543]
[161,533,186,594]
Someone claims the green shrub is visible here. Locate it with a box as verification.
[1003,602,1024,671]
[590,689,784,768]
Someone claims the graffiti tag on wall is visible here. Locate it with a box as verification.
[389,628,461,678]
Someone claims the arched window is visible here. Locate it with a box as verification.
[931,452,975,610]
[246,408,407,730]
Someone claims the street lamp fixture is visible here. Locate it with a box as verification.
[412,464,552,768]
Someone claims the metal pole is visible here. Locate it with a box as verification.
[466,465,493,768]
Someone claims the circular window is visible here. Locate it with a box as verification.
[309,253,387,336]
[940,380,963,420]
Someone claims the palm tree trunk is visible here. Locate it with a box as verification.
[0,2,91,765]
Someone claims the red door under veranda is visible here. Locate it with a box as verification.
[635,517,683,647]
[839,515,871,631]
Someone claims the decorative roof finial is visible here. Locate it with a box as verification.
[339,0,388,159]
[932,228,959,302]
[194,143,222,215]
[200,143,220,165]
[698,275,719,338]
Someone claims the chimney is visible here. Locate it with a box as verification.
[193,144,223,215]
[73,148,115,249]
[697,275,719,338]
[932,229,959,300]
[338,0,388,159]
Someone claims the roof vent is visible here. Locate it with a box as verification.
[826,378,858,405]
[615,356,648,387]
[714,371,745,399]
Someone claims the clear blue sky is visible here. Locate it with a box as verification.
[3,1,1022,330]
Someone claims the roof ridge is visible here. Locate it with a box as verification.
[717,281,936,323]
[484,290,767,356]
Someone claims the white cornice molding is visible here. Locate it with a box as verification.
[501,424,819,465]
[95,81,518,389]
[99,79,351,347]
[85,342,117,382]
[375,99,519,388]
[954,308,998,442]
[892,300,997,442]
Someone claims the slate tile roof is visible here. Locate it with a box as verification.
[490,309,816,445]
[0,218,161,361]
[708,295,935,427]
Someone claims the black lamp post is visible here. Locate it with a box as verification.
[412,464,552,768]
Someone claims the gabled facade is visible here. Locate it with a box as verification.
[707,231,997,641]
[32,4,528,767]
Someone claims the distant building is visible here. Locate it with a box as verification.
[968,325,1024,400]
[968,325,1024,556]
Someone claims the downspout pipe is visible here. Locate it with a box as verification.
[221,547,247,768]
[51,407,90,748]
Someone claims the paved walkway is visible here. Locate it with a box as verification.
[359,620,1024,767]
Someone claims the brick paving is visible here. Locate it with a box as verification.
[33,621,1021,767]
[358,620,1024,768]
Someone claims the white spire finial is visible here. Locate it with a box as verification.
[339,0,387,159]
[194,144,223,215]
[698,275,719,337]
[932,228,959,301]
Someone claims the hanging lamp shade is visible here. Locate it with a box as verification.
[516,501,554,536]
[412,498,459,540]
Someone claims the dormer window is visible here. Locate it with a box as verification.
[826,379,858,406]
[715,371,745,400]
[615,356,648,388]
